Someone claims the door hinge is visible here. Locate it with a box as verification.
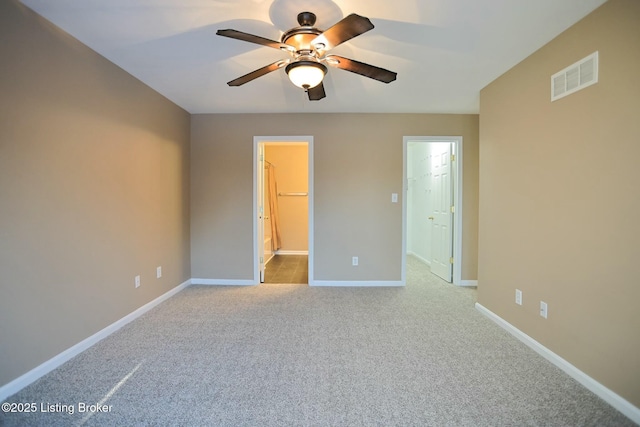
[451,205,455,213]
[450,257,454,264]
[260,256,264,264]
[451,154,456,162]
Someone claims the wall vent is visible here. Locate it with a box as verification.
[551,51,598,101]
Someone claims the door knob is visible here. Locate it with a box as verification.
[428,216,434,220]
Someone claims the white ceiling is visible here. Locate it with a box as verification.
[20,0,606,114]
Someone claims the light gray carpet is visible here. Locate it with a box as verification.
[1,257,634,426]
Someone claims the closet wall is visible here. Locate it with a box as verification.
[265,144,308,254]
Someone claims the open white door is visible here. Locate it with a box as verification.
[257,142,266,283]
[430,143,453,282]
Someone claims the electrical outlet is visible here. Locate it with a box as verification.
[352,256,359,266]
[156,266,162,279]
[135,275,141,288]
[515,289,522,305]
[540,301,548,319]
[391,193,398,203]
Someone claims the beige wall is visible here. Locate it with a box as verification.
[479,0,640,407]
[191,113,478,282]
[0,1,191,387]
[265,144,309,252]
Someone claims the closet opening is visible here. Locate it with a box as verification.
[402,136,464,286]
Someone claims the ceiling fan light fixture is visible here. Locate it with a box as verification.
[285,61,327,89]
[280,45,296,53]
[325,56,340,66]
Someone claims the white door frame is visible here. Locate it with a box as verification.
[253,136,314,285]
[258,141,266,282]
[402,136,464,286]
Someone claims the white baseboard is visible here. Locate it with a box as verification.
[191,278,256,286]
[458,280,478,287]
[274,250,309,255]
[310,280,404,287]
[408,252,431,266]
[475,303,640,424]
[0,279,191,403]
[264,253,275,265]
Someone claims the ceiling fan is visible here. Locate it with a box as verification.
[216,11,397,101]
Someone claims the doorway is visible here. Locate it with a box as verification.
[402,136,463,285]
[254,136,313,285]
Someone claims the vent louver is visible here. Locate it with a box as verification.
[551,51,598,101]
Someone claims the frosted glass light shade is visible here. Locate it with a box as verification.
[286,61,327,89]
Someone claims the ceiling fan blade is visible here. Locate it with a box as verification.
[227,60,287,86]
[307,82,326,101]
[326,55,397,83]
[311,14,374,51]
[217,29,294,52]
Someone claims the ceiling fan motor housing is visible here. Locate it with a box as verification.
[281,12,323,56]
